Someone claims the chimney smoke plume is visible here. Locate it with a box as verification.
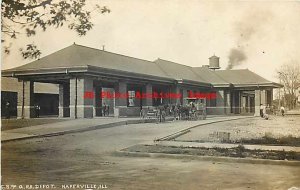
[227,9,273,69]
[226,48,247,70]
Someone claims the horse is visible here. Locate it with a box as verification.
[156,105,167,123]
[179,106,190,120]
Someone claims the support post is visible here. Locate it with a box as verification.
[261,90,267,106]
[70,77,94,118]
[17,80,34,118]
[247,96,251,113]
[144,83,153,107]
[94,86,102,117]
[226,91,231,114]
[254,90,261,116]
[59,83,70,117]
[114,82,127,117]
[182,89,188,105]
[170,85,180,105]
[216,90,225,114]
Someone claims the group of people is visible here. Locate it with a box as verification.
[259,104,269,119]
[259,104,285,119]
[170,102,205,120]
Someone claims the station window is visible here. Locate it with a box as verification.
[128,90,135,107]
[127,86,142,107]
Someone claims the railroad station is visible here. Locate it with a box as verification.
[1,44,282,118]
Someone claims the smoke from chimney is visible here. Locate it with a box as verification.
[227,9,273,69]
[226,48,247,70]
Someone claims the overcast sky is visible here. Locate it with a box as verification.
[2,0,300,82]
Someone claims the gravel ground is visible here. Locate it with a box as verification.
[176,115,300,142]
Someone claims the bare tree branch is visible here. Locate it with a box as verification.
[276,61,300,109]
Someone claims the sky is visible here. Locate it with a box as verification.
[2,0,300,82]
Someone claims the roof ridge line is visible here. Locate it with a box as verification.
[156,58,194,69]
[188,66,210,83]
[74,43,154,64]
[203,67,231,84]
[154,61,171,78]
[155,58,212,85]
[212,71,231,84]
[155,58,232,85]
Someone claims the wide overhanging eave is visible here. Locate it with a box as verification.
[1,66,89,77]
[176,79,212,88]
[232,82,283,88]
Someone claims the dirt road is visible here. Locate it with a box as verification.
[2,118,300,189]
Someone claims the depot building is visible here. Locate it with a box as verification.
[1,44,282,118]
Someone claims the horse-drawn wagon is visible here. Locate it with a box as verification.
[184,97,207,120]
[140,106,167,122]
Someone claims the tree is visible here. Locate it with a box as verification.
[1,0,110,59]
[276,60,300,109]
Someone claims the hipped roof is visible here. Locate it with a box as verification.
[2,44,281,88]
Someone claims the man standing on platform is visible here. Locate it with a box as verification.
[260,104,264,118]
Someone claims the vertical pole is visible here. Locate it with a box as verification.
[75,77,77,119]
[254,89,261,116]
[239,91,241,114]
[22,80,25,119]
